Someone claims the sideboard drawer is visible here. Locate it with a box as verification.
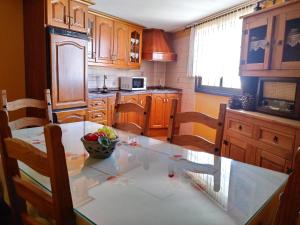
[89,110,107,123]
[227,118,253,137]
[257,127,294,152]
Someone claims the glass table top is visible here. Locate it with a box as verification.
[12,121,288,225]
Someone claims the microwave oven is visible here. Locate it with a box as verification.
[120,77,147,91]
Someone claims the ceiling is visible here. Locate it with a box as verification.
[91,0,249,31]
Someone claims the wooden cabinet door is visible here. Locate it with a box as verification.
[256,148,288,173]
[124,95,140,125]
[87,13,96,62]
[113,22,128,66]
[224,135,256,164]
[273,9,300,70]
[128,26,143,67]
[69,0,88,33]
[150,94,165,129]
[50,34,88,109]
[164,94,180,127]
[107,96,115,126]
[47,0,69,29]
[240,16,274,71]
[138,94,151,127]
[95,16,114,64]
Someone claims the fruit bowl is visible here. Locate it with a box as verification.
[81,126,118,159]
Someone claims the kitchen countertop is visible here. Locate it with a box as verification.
[88,88,182,99]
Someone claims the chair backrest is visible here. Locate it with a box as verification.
[1,90,53,130]
[0,110,75,225]
[167,99,226,155]
[274,148,300,225]
[112,92,152,136]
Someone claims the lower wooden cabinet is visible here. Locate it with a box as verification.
[151,93,181,129]
[223,135,255,164]
[54,108,87,124]
[87,92,181,131]
[223,109,300,173]
[256,149,292,173]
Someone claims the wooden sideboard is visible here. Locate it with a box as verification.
[222,109,300,173]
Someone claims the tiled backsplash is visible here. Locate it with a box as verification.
[88,61,167,89]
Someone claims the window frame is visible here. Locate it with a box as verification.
[194,77,242,96]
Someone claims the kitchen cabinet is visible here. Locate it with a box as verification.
[240,1,300,76]
[88,12,143,68]
[95,16,114,64]
[256,148,290,173]
[151,93,181,129]
[222,109,300,173]
[50,34,88,110]
[47,0,91,33]
[55,108,87,123]
[87,13,96,61]
[113,22,129,66]
[128,26,143,67]
[223,135,255,164]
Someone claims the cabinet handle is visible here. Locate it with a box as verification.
[140,100,143,105]
[286,167,293,174]
[265,41,270,48]
[166,99,169,103]
[238,125,242,131]
[223,140,229,146]
[69,16,74,26]
[273,136,279,143]
[65,15,70,25]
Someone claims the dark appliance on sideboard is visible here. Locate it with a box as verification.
[256,78,300,119]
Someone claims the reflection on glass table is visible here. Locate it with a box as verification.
[13,121,288,225]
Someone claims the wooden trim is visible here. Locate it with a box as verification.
[4,138,49,176]
[0,110,75,225]
[168,100,226,155]
[175,112,219,129]
[9,117,48,130]
[13,177,54,217]
[274,149,300,225]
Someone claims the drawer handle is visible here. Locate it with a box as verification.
[273,136,279,144]
[238,125,242,131]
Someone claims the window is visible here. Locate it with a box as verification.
[189,5,254,95]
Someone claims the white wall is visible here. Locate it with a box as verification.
[88,61,166,89]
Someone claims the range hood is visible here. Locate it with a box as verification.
[142,29,177,62]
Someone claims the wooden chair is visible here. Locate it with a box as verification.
[112,92,152,136]
[274,148,300,225]
[1,90,53,130]
[0,110,76,225]
[167,100,226,155]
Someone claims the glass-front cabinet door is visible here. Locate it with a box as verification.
[87,13,96,62]
[240,17,274,71]
[275,9,300,70]
[128,26,142,67]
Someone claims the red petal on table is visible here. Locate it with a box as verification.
[106,176,117,181]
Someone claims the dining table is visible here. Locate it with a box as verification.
[11,121,288,225]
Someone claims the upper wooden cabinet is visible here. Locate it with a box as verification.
[95,16,114,64]
[113,22,129,66]
[47,0,91,33]
[240,1,300,77]
[50,34,88,109]
[88,12,143,69]
[128,26,143,67]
